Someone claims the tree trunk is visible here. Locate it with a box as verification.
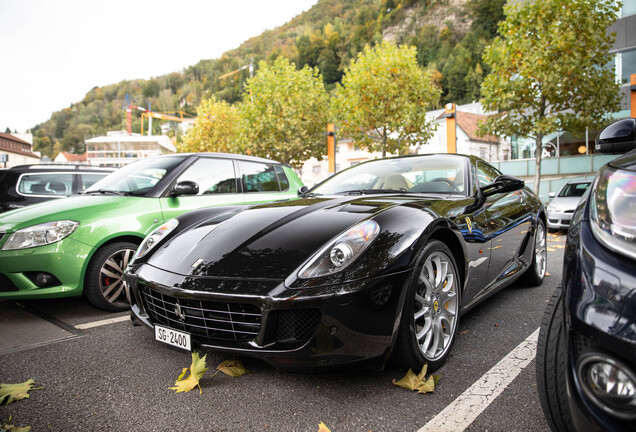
[533,134,544,198]
[381,126,387,158]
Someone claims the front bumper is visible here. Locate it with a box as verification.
[0,237,92,299]
[563,221,636,431]
[547,210,574,230]
[127,263,411,371]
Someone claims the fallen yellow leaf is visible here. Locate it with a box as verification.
[169,352,209,394]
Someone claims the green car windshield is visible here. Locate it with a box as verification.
[84,156,184,195]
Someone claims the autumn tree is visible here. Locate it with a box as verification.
[478,0,621,195]
[238,57,330,169]
[179,97,240,153]
[333,41,440,157]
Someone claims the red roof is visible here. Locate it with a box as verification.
[58,152,87,162]
[436,111,500,144]
[0,133,40,158]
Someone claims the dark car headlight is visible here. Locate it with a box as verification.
[2,220,79,250]
[133,219,179,261]
[298,220,380,278]
[589,165,636,260]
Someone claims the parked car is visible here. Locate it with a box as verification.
[0,164,113,212]
[0,153,303,311]
[547,181,592,231]
[537,118,636,431]
[126,153,546,372]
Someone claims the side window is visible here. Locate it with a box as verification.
[80,173,109,191]
[175,158,237,195]
[476,161,502,188]
[274,165,290,191]
[18,173,73,196]
[240,161,281,193]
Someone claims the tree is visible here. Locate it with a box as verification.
[179,97,240,153]
[478,0,621,195]
[238,57,330,169]
[333,41,440,157]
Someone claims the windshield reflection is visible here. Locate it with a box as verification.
[311,155,467,196]
[85,156,184,195]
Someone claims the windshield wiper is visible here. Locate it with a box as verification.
[338,189,405,195]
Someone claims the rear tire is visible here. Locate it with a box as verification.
[523,219,547,286]
[393,240,461,372]
[536,287,575,432]
[84,241,137,312]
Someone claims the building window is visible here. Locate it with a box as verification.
[618,48,636,85]
[312,165,322,174]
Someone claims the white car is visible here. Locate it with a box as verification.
[546,180,591,231]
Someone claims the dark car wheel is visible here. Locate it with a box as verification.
[536,287,575,432]
[393,240,461,372]
[85,241,138,312]
[522,219,547,286]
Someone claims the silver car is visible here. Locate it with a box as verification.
[546,180,591,231]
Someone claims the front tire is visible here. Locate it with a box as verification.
[393,240,461,372]
[536,287,575,432]
[85,241,138,312]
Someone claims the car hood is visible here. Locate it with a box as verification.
[145,195,431,280]
[548,197,582,211]
[0,195,149,232]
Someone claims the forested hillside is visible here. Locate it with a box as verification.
[31,0,504,158]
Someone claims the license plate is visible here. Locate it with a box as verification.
[155,325,191,351]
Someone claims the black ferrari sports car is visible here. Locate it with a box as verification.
[126,153,546,371]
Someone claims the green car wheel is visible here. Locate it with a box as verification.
[85,241,138,311]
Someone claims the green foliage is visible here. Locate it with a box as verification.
[30,0,504,160]
[334,41,440,157]
[478,0,621,194]
[179,97,240,153]
[238,57,330,168]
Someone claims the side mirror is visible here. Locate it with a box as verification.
[172,181,199,197]
[549,192,556,199]
[298,186,309,197]
[481,175,524,197]
[595,118,636,154]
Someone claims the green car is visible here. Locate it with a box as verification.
[0,153,303,311]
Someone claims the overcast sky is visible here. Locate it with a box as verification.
[0,0,320,133]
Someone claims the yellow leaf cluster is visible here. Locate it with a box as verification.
[392,365,441,394]
[0,380,39,405]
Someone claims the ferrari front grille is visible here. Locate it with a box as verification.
[139,284,261,343]
[275,309,321,344]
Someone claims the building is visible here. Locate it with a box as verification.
[0,133,40,168]
[54,152,88,164]
[611,2,636,119]
[84,131,177,167]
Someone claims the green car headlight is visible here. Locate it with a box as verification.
[134,219,179,261]
[2,220,79,251]
[298,220,380,278]
[590,165,636,260]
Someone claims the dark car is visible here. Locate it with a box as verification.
[0,164,113,212]
[126,153,547,372]
[537,118,636,431]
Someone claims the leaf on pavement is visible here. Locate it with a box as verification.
[216,360,248,378]
[169,352,209,394]
[318,421,331,432]
[0,380,39,405]
[393,365,441,394]
[1,415,31,432]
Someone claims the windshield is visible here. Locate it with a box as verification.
[85,156,185,195]
[558,182,590,198]
[311,155,467,196]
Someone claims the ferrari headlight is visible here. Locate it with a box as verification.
[2,220,79,250]
[298,220,380,278]
[590,166,636,260]
[134,219,179,260]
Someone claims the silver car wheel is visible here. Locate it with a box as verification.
[99,247,135,304]
[413,250,459,362]
[534,222,547,279]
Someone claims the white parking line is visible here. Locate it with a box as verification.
[418,328,540,432]
[75,315,130,330]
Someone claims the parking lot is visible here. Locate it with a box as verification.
[0,233,566,431]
